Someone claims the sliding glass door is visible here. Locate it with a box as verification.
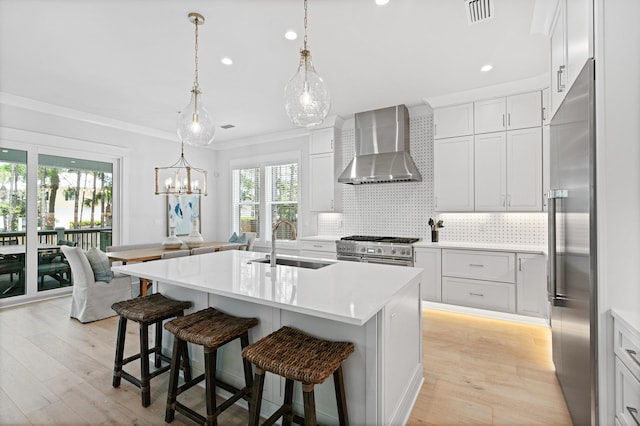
[0,147,115,301]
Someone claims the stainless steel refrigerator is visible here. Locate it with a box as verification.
[547,58,598,426]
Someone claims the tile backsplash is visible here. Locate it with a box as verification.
[317,112,547,247]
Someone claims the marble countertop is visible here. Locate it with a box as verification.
[112,250,423,326]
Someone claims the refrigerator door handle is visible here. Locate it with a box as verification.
[547,189,568,306]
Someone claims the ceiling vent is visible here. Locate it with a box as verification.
[220,124,236,129]
[465,0,493,24]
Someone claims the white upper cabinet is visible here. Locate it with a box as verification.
[474,92,542,134]
[433,103,474,139]
[549,0,593,117]
[506,127,543,211]
[309,128,342,212]
[474,132,507,211]
[434,136,474,211]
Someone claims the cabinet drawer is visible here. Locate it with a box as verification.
[300,241,337,253]
[615,319,640,382]
[300,250,337,260]
[442,249,515,283]
[615,357,640,426]
[442,277,516,313]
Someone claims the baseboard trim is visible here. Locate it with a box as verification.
[422,301,549,327]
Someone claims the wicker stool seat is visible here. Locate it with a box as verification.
[164,307,259,426]
[242,326,354,426]
[111,293,192,407]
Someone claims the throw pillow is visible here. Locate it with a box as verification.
[236,233,248,244]
[228,232,238,242]
[85,247,113,283]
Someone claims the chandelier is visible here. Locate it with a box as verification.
[155,141,207,196]
[283,0,331,127]
[176,12,216,146]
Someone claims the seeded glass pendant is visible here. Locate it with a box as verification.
[284,0,330,127]
[177,12,216,146]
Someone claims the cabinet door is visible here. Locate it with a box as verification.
[414,248,442,302]
[310,128,334,154]
[474,98,506,134]
[434,136,474,211]
[506,92,542,130]
[516,253,547,317]
[542,125,550,211]
[309,153,335,211]
[442,276,516,313]
[566,0,591,91]
[550,0,568,117]
[474,132,507,211]
[506,127,542,211]
[434,103,474,139]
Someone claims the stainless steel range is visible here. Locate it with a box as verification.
[336,235,420,267]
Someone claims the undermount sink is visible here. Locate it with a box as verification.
[249,256,334,270]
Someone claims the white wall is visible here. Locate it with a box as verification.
[595,0,640,422]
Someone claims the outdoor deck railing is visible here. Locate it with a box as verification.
[0,228,112,250]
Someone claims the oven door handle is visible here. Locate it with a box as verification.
[363,258,412,267]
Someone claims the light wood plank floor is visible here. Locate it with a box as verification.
[0,296,571,425]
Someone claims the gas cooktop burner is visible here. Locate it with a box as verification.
[340,235,420,244]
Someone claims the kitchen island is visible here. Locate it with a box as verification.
[112,250,423,425]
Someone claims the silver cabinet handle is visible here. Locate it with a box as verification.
[557,65,566,93]
[507,112,511,127]
[627,406,639,426]
[469,292,484,297]
[518,258,522,272]
[469,264,484,267]
[502,114,505,128]
[627,349,640,368]
[313,244,323,248]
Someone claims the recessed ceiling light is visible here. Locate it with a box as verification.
[221,57,233,65]
[376,0,390,5]
[285,30,297,40]
[481,64,493,72]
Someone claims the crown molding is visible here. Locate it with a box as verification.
[0,92,176,142]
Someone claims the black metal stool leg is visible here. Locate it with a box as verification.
[204,347,218,426]
[249,369,265,426]
[112,316,127,388]
[302,383,317,426]
[139,323,151,407]
[282,378,294,426]
[333,366,349,426]
[154,319,163,368]
[165,337,183,423]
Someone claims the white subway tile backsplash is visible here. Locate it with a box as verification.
[317,113,547,246]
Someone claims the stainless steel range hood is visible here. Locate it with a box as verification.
[338,105,422,184]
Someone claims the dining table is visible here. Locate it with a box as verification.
[106,241,245,296]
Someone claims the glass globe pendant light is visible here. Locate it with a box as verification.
[176,12,216,146]
[284,0,331,128]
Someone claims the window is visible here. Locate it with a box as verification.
[232,161,298,241]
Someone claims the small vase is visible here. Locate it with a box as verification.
[162,226,183,249]
[431,230,439,243]
[184,217,204,248]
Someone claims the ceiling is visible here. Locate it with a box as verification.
[0,0,549,145]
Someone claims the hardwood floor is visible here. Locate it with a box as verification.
[0,296,571,425]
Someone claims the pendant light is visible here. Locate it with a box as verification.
[176,12,216,146]
[284,0,331,128]
[155,140,207,196]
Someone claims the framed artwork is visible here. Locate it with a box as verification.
[167,195,201,236]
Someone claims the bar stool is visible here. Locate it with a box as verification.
[164,307,259,425]
[242,326,355,426]
[111,293,192,407]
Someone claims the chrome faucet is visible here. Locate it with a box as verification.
[271,220,297,267]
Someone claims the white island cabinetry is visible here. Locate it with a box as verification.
[113,251,423,426]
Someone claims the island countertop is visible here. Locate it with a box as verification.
[112,250,423,326]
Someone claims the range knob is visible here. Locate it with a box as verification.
[361,247,366,253]
[391,249,396,255]
[377,248,382,254]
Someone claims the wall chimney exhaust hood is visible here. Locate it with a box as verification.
[338,105,422,184]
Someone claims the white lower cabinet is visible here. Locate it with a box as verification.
[442,276,516,313]
[613,311,640,426]
[299,239,337,260]
[516,253,547,317]
[414,247,441,302]
[435,248,546,318]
